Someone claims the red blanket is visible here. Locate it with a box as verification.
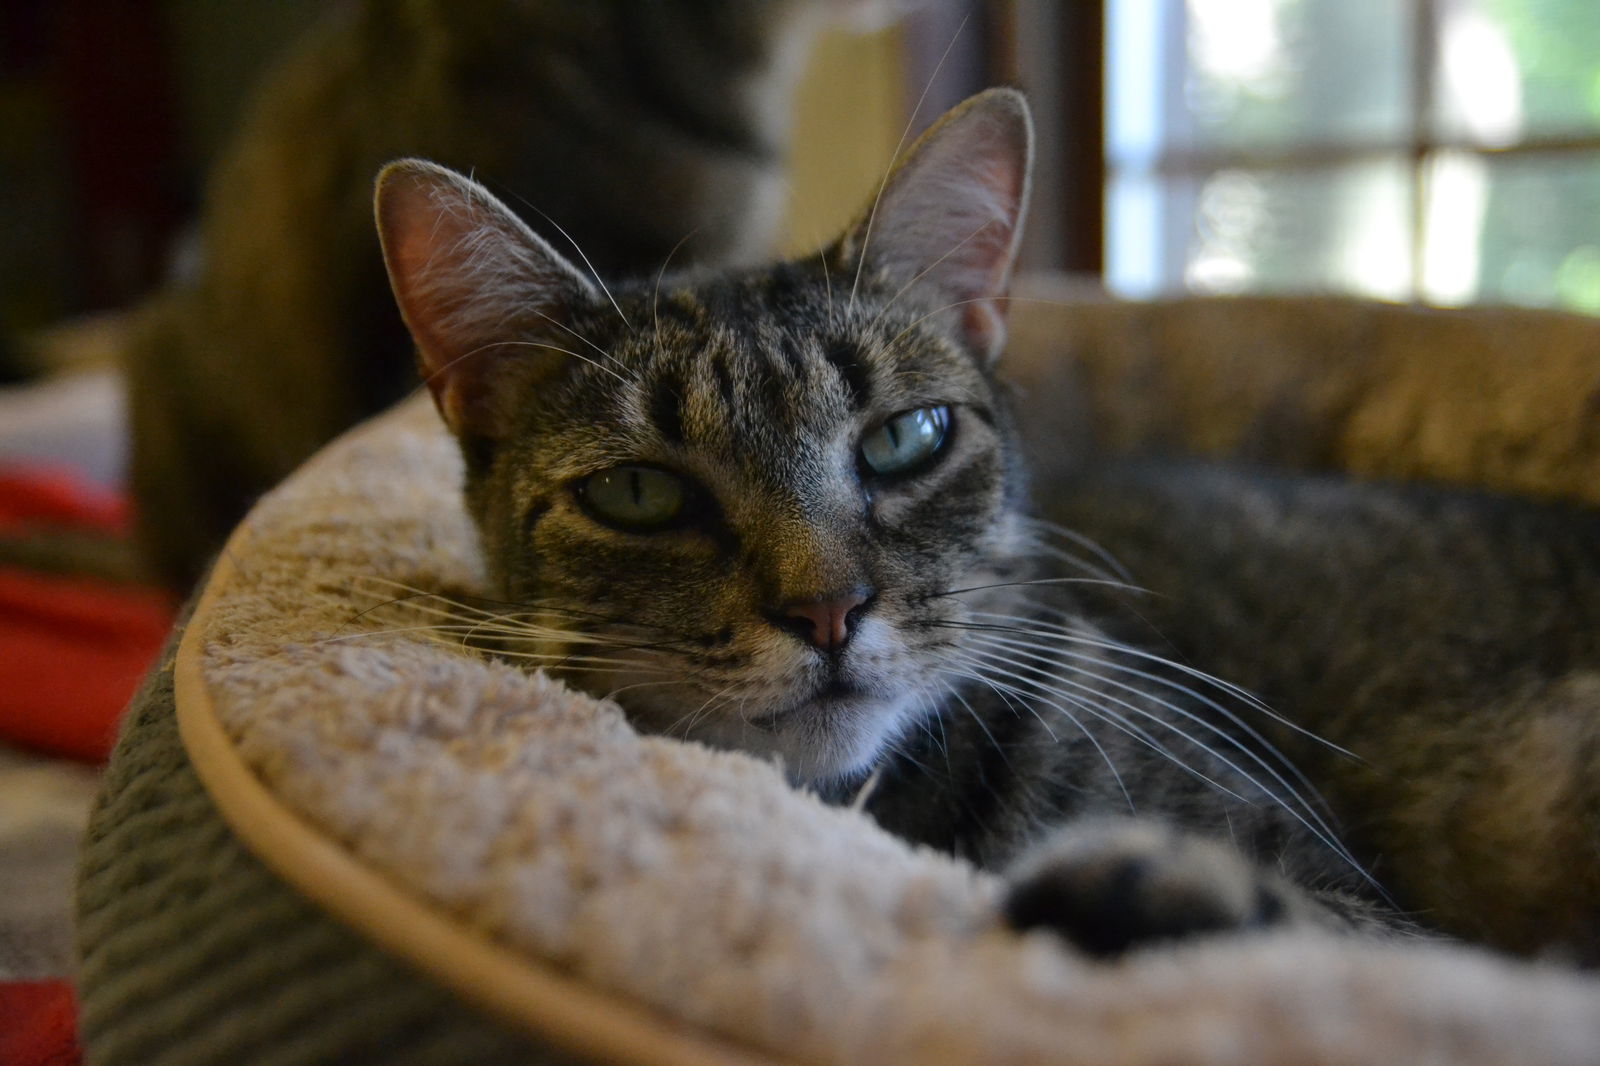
[0,466,173,762]
[0,982,80,1066]
[0,465,174,1066]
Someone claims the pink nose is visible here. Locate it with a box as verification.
[776,590,873,653]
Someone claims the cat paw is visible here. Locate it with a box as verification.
[1001,819,1293,957]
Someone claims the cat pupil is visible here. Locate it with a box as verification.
[581,466,685,530]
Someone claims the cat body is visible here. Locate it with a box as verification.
[374,90,1600,961]
[127,0,847,589]
[1042,462,1600,957]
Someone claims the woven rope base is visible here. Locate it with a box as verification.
[75,621,571,1066]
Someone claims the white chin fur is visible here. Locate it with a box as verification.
[696,689,920,785]
[592,616,928,784]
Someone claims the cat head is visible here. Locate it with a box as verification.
[376,89,1033,785]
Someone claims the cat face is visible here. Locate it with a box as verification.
[377,90,1034,784]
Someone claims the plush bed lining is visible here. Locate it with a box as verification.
[173,534,770,1066]
[165,393,1600,1066]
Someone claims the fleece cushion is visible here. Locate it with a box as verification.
[74,388,1600,1066]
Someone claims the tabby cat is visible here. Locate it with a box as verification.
[126,0,860,590]
[375,89,1600,961]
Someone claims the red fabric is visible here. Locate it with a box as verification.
[0,466,173,762]
[0,467,128,535]
[0,981,82,1066]
[0,566,172,761]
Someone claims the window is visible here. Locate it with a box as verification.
[1103,0,1600,313]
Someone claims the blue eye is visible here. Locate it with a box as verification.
[860,405,950,477]
[580,465,687,530]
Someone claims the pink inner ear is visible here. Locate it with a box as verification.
[860,95,1031,361]
[379,192,481,432]
[376,162,590,442]
[378,175,484,386]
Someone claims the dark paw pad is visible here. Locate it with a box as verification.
[1002,821,1289,957]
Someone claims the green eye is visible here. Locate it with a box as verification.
[580,465,687,530]
[860,406,950,477]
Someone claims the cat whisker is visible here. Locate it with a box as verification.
[971,607,1352,758]
[327,609,687,656]
[346,577,675,631]
[664,682,742,740]
[954,631,1375,886]
[339,577,688,649]
[504,192,634,333]
[943,657,1136,812]
[1017,516,1137,585]
[923,681,954,770]
[528,308,619,369]
[971,619,1319,785]
[954,639,1270,810]
[601,678,697,702]
[492,649,680,673]
[865,218,1004,337]
[934,667,1030,772]
[932,576,1152,599]
[818,245,836,330]
[986,628,1331,819]
[949,642,1195,775]
[474,339,630,386]
[650,229,700,351]
[360,589,678,640]
[846,13,969,316]
[848,765,885,812]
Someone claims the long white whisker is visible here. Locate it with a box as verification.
[505,193,634,332]
[528,308,619,367]
[968,610,1350,756]
[936,576,1150,598]
[956,632,1370,882]
[651,229,699,350]
[865,215,1014,339]
[847,14,970,315]
[951,655,1162,813]
[472,339,630,386]
[956,640,1264,808]
[1019,517,1137,585]
[958,610,1355,835]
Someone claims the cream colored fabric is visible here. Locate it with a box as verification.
[180,383,1600,1065]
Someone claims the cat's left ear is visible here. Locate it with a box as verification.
[375,159,597,444]
[838,88,1032,364]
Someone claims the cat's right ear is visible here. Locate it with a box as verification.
[375,159,596,443]
[835,88,1032,365]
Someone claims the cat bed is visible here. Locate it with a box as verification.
[1005,277,1600,504]
[76,389,1600,1064]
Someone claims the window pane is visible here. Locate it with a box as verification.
[1108,159,1414,300]
[1433,0,1600,143]
[1422,152,1600,312]
[1177,0,1411,150]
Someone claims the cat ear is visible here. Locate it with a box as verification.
[839,88,1032,363]
[375,159,597,442]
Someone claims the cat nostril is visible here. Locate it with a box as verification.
[773,589,874,653]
